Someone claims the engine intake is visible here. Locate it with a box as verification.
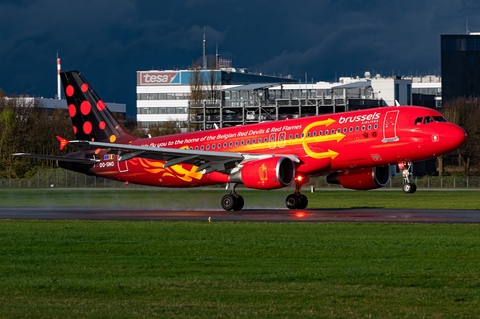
[326,166,391,190]
[230,157,295,190]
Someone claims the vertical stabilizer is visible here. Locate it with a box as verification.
[61,70,135,143]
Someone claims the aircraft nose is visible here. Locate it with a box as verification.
[446,124,468,150]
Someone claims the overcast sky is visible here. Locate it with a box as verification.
[1,0,479,117]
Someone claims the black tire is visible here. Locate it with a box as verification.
[411,183,417,193]
[232,195,244,211]
[298,194,308,209]
[402,183,415,194]
[286,194,299,209]
[221,194,235,211]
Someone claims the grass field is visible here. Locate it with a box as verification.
[1,221,479,318]
[0,189,479,318]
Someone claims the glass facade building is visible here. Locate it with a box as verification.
[441,34,480,102]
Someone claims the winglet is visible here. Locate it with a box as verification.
[56,136,69,151]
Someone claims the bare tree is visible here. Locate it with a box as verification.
[148,121,181,136]
[442,97,480,176]
[0,96,73,178]
[208,55,221,103]
[189,61,205,131]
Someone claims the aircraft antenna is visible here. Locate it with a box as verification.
[203,27,207,70]
[57,52,62,100]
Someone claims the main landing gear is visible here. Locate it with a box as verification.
[398,161,417,194]
[220,177,310,211]
[285,177,309,210]
[221,183,244,211]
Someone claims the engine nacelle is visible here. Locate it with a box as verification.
[230,157,295,190]
[326,166,391,190]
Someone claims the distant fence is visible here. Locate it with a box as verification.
[1,169,479,189]
[0,169,140,189]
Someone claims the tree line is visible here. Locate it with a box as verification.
[1,87,479,179]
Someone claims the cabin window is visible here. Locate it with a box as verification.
[258,138,262,143]
[361,125,366,131]
[229,142,232,147]
[356,126,359,132]
[331,129,335,134]
[201,146,204,150]
[224,142,227,148]
[349,127,353,132]
[206,145,209,150]
[368,125,372,130]
[374,124,378,129]
[325,130,329,135]
[319,130,323,136]
[211,144,215,149]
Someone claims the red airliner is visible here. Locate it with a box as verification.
[15,71,467,211]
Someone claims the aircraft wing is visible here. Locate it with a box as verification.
[12,153,98,164]
[68,140,299,174]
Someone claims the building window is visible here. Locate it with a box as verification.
[395,83,400,103]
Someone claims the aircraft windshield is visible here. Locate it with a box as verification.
[414,116,447,125]
[433,116,447,122]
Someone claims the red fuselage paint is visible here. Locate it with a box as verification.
[77,106,466,188]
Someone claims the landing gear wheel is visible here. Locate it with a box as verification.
[286,194,300,209]
[221,183,245,211]
[399,161,418,194]
[232,195,244,211]
[286,194,308,210]
[221,194,235,211]
[411,183,417,193]
[402,183,417,194]
[298,194,308,209]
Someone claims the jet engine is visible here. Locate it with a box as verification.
[230,157,295,190]
[326,166,391,190]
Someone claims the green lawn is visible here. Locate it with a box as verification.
[0,189,479,318]
[0,221,479,318]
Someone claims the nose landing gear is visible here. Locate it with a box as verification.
[398,161,417,194]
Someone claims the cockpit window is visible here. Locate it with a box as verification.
[433,116,447,122]
[416,115,448,125]
[423,116,433,124]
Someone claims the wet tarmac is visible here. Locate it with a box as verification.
[0,207,479,223]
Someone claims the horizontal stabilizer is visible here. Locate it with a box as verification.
[12,153,98,164]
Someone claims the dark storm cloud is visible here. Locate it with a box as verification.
[1,0,479,116]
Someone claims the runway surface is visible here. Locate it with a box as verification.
[0,207,480,223]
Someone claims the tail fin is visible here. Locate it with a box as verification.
[61,70,136,143]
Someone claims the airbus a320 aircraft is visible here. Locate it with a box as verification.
[14,71,467,211]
